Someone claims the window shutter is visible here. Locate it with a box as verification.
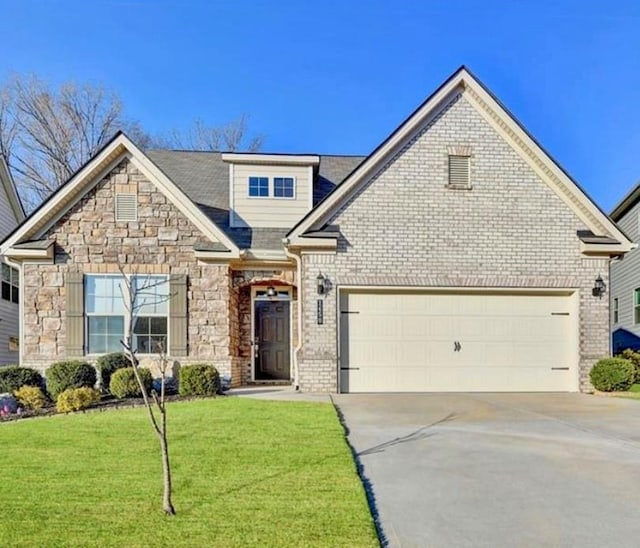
[448,155,471,189]
[115,194,137,221]
[169,274,188,356]
[66,272,84,356]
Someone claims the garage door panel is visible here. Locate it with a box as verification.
[340,290,577,393]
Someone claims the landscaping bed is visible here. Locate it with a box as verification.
[0,397,378,547]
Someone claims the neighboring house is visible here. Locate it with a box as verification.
[0,66,631,392]
[0,155,26,365]
[609,187,640,353]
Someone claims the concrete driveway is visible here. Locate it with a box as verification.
[332,393,640,548]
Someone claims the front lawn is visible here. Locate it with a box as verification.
[0,398,377,547]
[613,383,640,400]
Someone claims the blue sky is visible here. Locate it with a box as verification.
[1,0,639,211]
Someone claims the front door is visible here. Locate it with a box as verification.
[254,300,290,380]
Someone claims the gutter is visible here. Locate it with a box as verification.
[283,237,302,391]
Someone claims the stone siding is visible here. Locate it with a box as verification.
[298,92,610,392]
[231,269,297,385]
[22,159,239,382]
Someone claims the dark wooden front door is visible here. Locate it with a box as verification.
[254,300,290,380]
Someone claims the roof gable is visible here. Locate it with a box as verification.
[0,133,240,255]
[610,181,640,222]
[0,155,25,224]
[286,66,631,254]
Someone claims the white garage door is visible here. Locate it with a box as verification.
[339,290,578,393]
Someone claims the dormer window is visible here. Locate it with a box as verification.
[248,176,269,197]
[274,177,295,198]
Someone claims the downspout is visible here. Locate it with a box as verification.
[284,239,302,391]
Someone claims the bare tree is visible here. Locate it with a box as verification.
[152,114,264,152]
[0,75,148,210]
[117,268,176,515]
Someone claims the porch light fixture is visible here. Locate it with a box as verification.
[317,273,327,295]
[266,285,277,298]
[592,275,606,298]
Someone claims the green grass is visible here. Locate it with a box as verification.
[611,384,640,400]
[0,398,377,547]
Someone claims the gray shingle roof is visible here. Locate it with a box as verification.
[146,150,364,250]
[12,239,53,250]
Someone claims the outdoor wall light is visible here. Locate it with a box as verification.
[592,275,606,298]
[317,273,327,295]
[266,285,277,298]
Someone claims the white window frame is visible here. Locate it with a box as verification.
[247,176,270,199]
[84,273,170,356]
[273,176,296,200]
[634,289,640,325]
[131,275,170,355]
[613,297,619,324]
[1,263,19,305]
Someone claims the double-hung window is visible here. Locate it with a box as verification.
[86,276,126,354]
[635,289,640,324]
[613,297,619,324]
[1,264,19,304]
[85,274,169,354]
[132,276,169,354]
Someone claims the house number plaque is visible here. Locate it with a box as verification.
[317,299,324,325]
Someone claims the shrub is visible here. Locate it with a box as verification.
[46,361,97,399]
[14,385,48,410]
[590,358,635,392]
[152,376,179,396]
[179,363,220,397]
[56,387,101,413]
[617,349,640,383]
[96,353,131,391]
[0,366,44,394]
[109,367,153,399]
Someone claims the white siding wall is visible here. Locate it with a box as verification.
[230,164,311,228]
[610,200,640,347]
[0,178,21,365]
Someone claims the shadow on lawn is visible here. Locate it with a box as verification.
[331,405,459,547]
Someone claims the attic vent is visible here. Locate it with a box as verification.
[447,155,471,189]
[115,194,137,221]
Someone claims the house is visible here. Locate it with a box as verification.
[609,186,640,353]
[0,155,26,364]
[0,66,631,392]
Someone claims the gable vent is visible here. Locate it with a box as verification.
[448,155,471,189]
[115,194,137,221]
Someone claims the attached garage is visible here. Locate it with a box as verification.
[339,289,579,393]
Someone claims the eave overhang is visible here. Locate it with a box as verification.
[4,241,55,261]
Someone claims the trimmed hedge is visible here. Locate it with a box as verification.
[14,385,48,410]
[109,367,153,399]
[179,364,220,397]
[46,361,97,399]
[56,387,101,413]
[0,366,44,394]
[590,357,635,392]
[96,353,131,391]
[617,349,640,383]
